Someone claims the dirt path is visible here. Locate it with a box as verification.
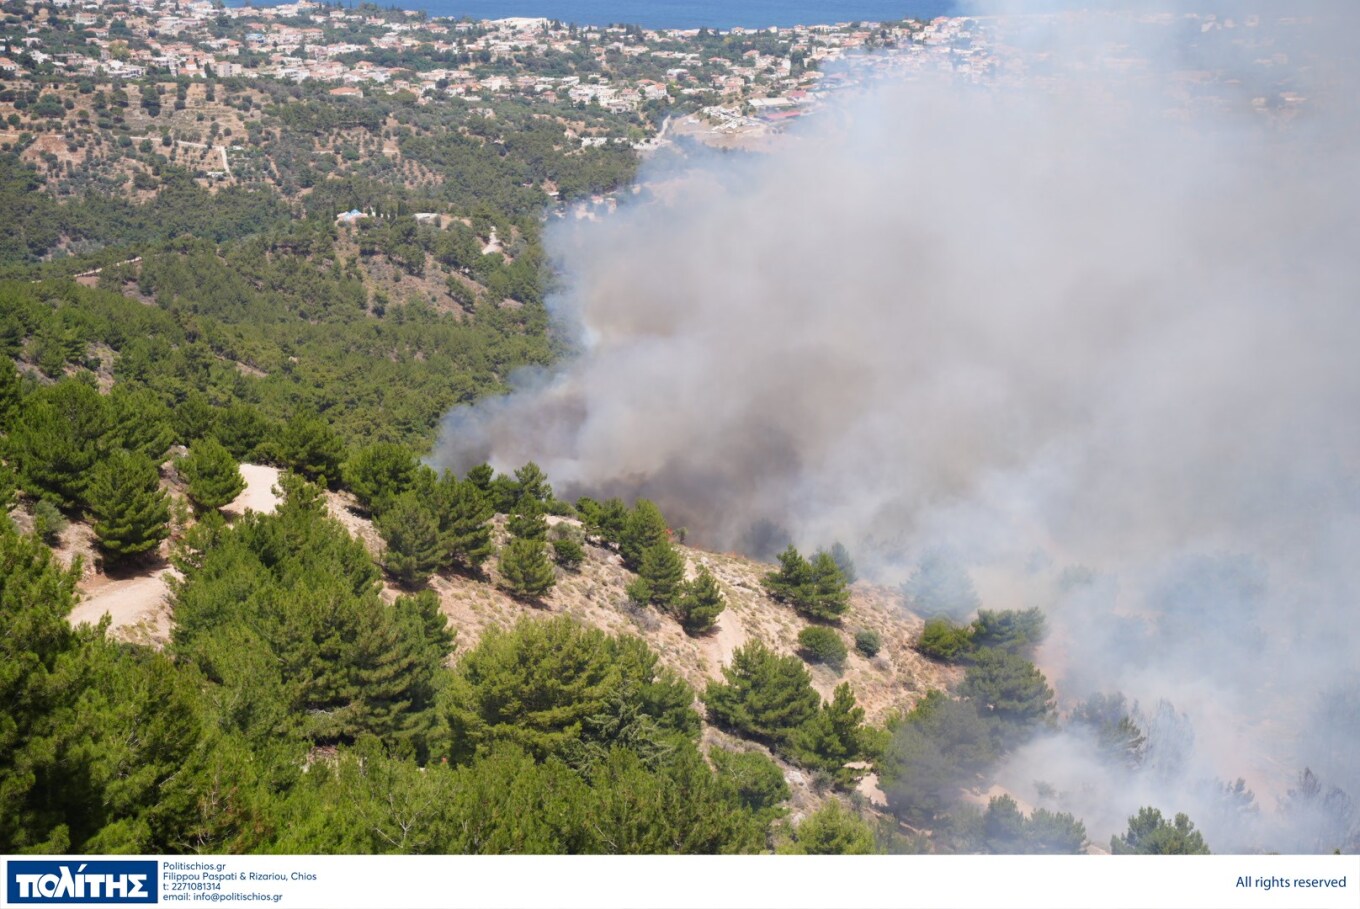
[224,464,282,518]
[69,567,178,645]
[702,606,748,678]
[67,464,280,644]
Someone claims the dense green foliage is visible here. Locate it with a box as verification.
[762,545,849,621]
[636,540,686,607]
[619,499,669,571]
[442,618,697,766]
[377,492,444,588]
[854,627,883,657]
[980,795,1088,854]
[0,521,207,853]
[178,437,246,513]
[778,801,879,855]
[878,691,999,826]
[797,626,849,669]
[705,641,821,748]
[959,649,1056,740]
[916,617,975,662]
[1110,807,1210,855]
[7,378,110,509]
[172,476,449,757]
[673,565,725,635]
[497,538,556,599]
[87,449,171,565]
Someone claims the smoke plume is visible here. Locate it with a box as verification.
[434,3,1360,849]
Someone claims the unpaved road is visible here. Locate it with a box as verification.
[68,567,177,643]
[69,464,282,641]
[224,463,282,517]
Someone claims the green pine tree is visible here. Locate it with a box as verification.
[506,496,548,541]
[804,550,850,621]
[829,541,857,585]
[704,641,821,747]
[497,538,555,599]
[791,683,868,784]
[343,442,418,515]
[778,801,879,854]
[8,380,110,509]
[1110,807,1210,855]
[88,449,171,565]
[435,476,494,573]
[550,534,586,570]
[106,385,175,461]
[377,494,443,588]
[279,410,345,487]
[638,541,685,607]
[512,461,552,507]
[675,565,725,635]
[178,436,246,513]
[0,357,20,432]
[763,544,812,602]
[620,499,669,570]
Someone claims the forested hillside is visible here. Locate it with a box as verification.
[0,15,1262,856]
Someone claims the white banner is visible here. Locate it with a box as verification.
[3,854,1356,909]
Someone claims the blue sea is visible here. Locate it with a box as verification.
[227,1,960,30]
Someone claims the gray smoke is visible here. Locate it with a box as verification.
[433,4,1360,850]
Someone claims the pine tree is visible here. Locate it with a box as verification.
[0,357,20,432]
[620,499,668,570]
[106,386,175,461]
[8,380,110,509]
[279,410,345,487]
[435,476,493,573]
[791,683,868,783]
[512,461,552,507]
[638,541,685,607]
[704,641,821,746]
[763,544,812,602]
[464,463,494,496]
[376,494,442,588]
[778,801,879,854]
[497,538,555,599]
[550,535,585,570]
[506,497,548,541]
[178,436,246,513]
[804,550,850,621]
[675,565,725,635]
[343,442,418,515]
[1110,808,1210,855]
[88,449,171,565]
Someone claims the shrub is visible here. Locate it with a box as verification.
[797,626,848,670]
[854,628,882,658]
[551,535,585,570]
[32,498,67,546]
[915,618,974,662]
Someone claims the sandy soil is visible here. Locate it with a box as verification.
[68,567,178,647]
[224,464,282,518]
[64,463,282,645]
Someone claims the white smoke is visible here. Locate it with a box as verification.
[433,4,1360,850]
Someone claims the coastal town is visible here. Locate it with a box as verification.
[1,0,984,119]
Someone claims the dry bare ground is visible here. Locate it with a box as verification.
[63,463,283,646]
